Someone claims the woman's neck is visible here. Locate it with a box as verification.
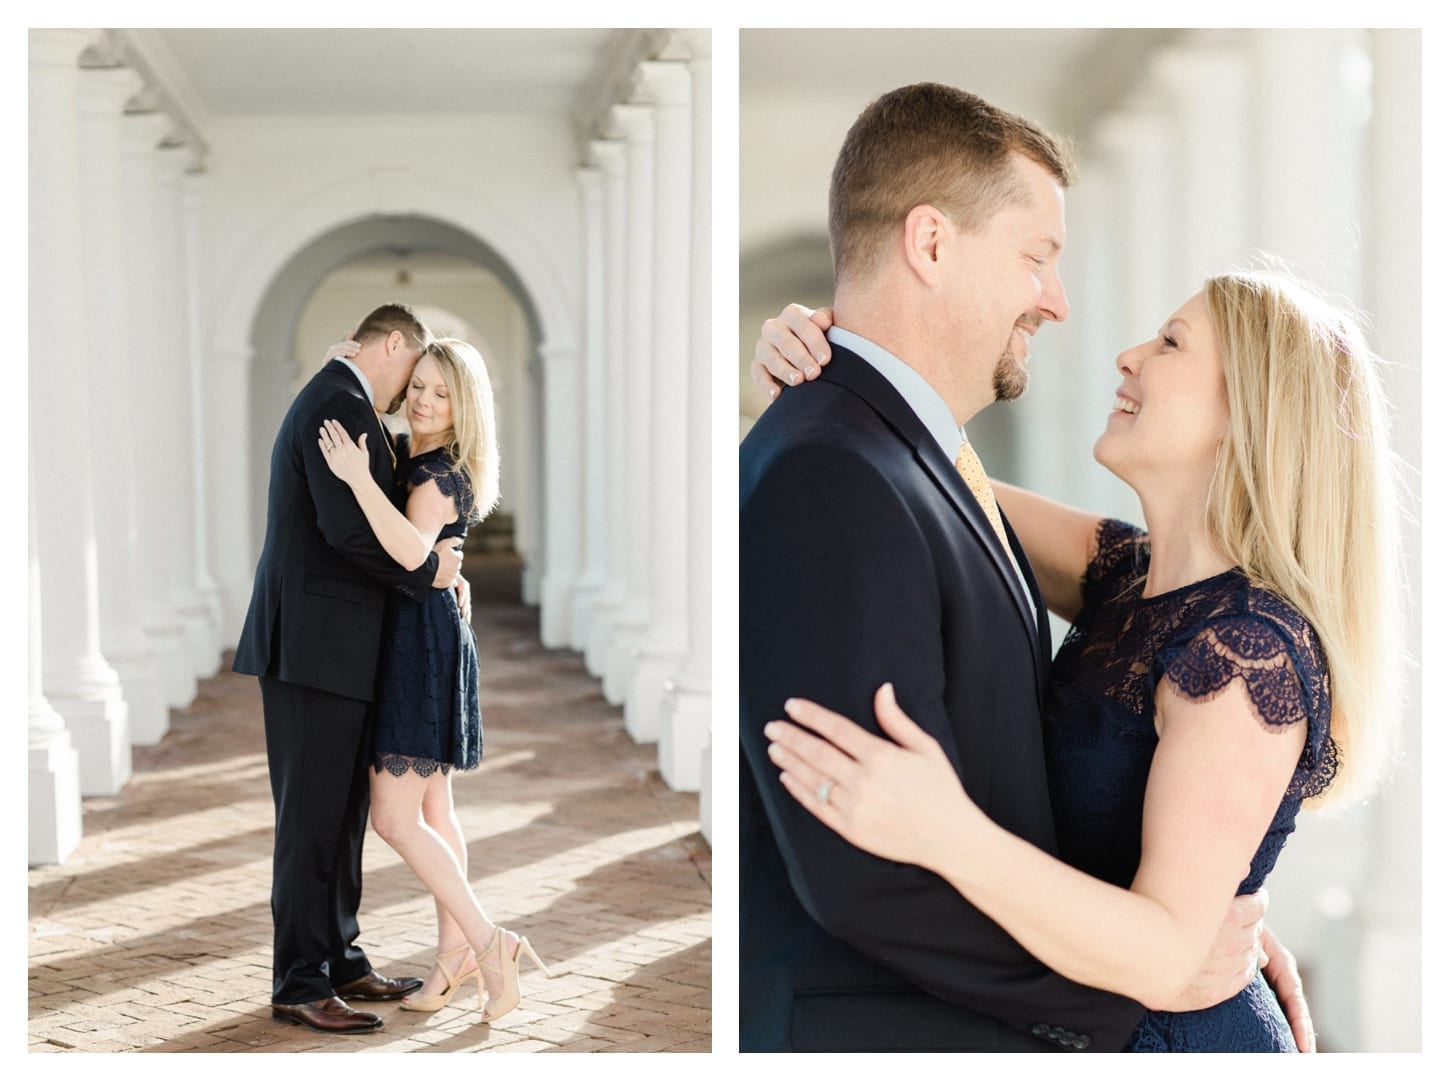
[1134,476,1233,597]
[409,430,450,457]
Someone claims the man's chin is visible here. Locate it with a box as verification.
[993,355,1029,402]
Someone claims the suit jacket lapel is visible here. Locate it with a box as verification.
[819,348,1043,661]
[1005,514,1054,702]
[912,441,1042,652]
[320,359,398,483]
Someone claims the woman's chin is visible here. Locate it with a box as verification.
[1091,434,1112,467]
[1092,435,1128,481]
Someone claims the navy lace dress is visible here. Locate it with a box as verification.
[1044,519,1337,1052]
[372,444,481,777]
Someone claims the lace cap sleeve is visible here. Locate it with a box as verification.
[1081,518,1147,606]
[407,456,476,521]
[1156,606,1338,799]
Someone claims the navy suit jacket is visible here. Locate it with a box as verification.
[738,345,1144,1051]
[233,359,438,701]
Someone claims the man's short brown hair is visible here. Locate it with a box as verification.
[353,303,430,351]
[828,83,1077,283]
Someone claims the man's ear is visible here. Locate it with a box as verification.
[385,330,405,356]
[902,204,948,287]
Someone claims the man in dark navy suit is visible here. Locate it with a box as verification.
[739,85,1292,1052]
[234,304,462,1034]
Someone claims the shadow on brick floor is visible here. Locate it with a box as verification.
[29,555,711,1053]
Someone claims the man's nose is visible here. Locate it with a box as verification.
[1040,271,1069,323]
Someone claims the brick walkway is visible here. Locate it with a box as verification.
[28,556,711,1053]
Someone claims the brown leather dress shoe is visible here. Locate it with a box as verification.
[333,970,425,1001]
[271,996,383,1034]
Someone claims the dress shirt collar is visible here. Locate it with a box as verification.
[827,326,964,463]
[334,356,376,410]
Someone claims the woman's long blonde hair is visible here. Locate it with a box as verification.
[427,337,500,522]
[1203,270,1402,806]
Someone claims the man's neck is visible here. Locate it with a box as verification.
[348,355,391,411]
[834,291,987,426]
[833,291,917,369]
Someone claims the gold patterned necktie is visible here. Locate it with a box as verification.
[955,440,1010,552]
[375,410,397,471]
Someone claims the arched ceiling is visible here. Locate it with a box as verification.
[128,29,618,120]
[740,28,1182,142]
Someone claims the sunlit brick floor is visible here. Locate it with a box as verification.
[28,556,711,1052]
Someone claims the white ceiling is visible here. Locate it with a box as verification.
[740,28,1179,140]
[134,29,618,122]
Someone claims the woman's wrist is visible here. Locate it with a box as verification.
[928,794,993,883]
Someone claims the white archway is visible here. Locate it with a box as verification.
[204,169,580,639]
[211,168,575,349]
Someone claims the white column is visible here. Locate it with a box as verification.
[586,138,629,680]
[29,468,82,866]
[182,173,225,656]
[519,348,545,606]
[30,29,132,796]
[539,337,582,647]
[602,102,656,706]
[120,108,194,716]
[76,63,169,753]
[660,41,712,792]
[570,163,607,652]
[1078,110,1169,528]
[1093,103,1177,343]
[209,341,256,642]
[1250,29,1365,293]
[1355,28,1421,1052]
[626,62,692,743]
[1149,39,1253,285]
[1067,169,1138,524]
[155,143,217,679]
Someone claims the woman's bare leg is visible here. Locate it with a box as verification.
[417,770,471,996]
[370,766,517,1002]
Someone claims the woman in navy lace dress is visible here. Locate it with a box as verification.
[318,338,548,1025]
[756,271,1399,1051]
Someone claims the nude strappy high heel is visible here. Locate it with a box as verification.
[478,926,553,1024]
[399,944,481,1013]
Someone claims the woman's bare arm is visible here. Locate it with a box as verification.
[769,677,1306,1010]
[318,419,457,570]
[991,481,1102,622]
